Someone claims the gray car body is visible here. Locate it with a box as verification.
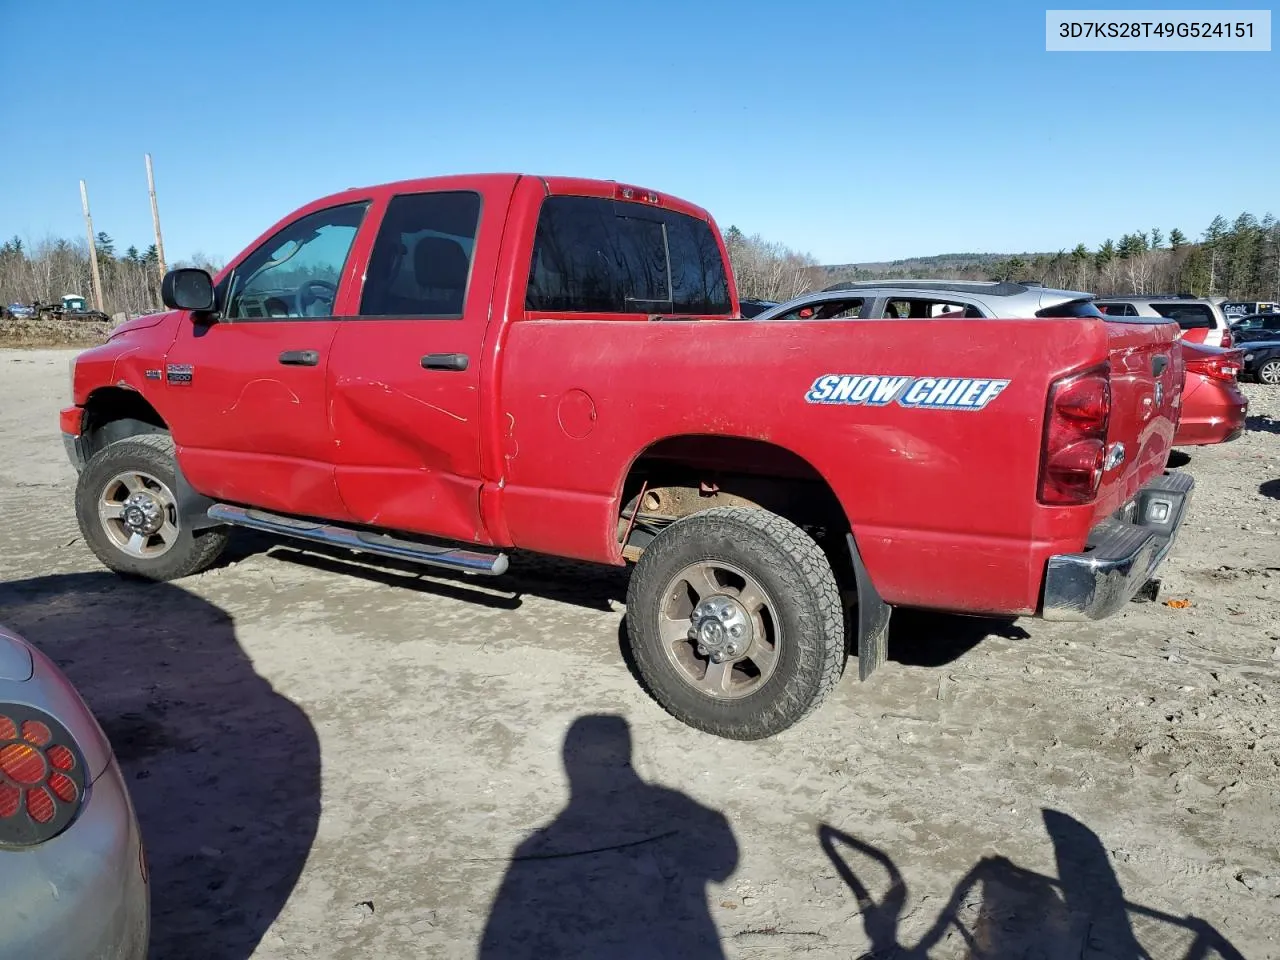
[0,624,148,959]
[746,280,1100,322]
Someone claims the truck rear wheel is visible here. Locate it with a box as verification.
[624,506,846,740]
[74,433,230,581]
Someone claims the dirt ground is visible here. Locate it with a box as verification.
[1,347,1277,960]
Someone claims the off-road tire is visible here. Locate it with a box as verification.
[625,506,846,740]
[75,433,230,581]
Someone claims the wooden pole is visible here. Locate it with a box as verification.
[145,153,167,277]
[79,179,105,313]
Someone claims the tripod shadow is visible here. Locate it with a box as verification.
[479,714,738,959]
[819,811,1246,959]
[0,573,320,960]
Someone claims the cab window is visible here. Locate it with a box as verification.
[224,202,369,320]
[525,196,731,315]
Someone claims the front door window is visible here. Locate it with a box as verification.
[224,202,369,320]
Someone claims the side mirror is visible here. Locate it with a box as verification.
[161,268,215,312]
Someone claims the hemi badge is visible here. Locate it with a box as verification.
[144,369,162,380]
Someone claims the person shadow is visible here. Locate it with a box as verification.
[0,572,320,960]
[819,810,1246,959]
[478,714,739,960]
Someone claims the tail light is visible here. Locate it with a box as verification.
[0,705,87,848]
[1220,328,1233,348]
[1039,365,1111,505]
[1185,352,1242,383]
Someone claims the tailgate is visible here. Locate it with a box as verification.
[1096,318,1182,518]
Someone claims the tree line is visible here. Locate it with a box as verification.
[0,233,222,318]
[725,211,1280,303]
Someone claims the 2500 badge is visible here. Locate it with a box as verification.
[806,374,1010,410]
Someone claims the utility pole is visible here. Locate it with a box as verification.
[144,153,167,277]
[79,179,105,313]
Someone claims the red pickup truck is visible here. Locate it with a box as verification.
[61,173,1193,740]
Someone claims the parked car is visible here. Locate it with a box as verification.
[61,173,1191,740]
[747,279,1102,323]
[0,623,149,958]
[1230,313,1280,344]
[1174,342,1247,445]
[737,298,778,318]
[5,302,35,320]
[1240,340,1280,384]
[1092,295,1233,348]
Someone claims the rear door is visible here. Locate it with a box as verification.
[163,200,371,519]
[327,185,508,545]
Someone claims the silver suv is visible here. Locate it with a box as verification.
[1090,295,1232,348]
[747,280,1106,322]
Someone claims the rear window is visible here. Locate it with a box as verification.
[1152,302,1214,330]
[526,196,731,314]
[1037,298,1106,318]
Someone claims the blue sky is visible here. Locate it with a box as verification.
[0,0,1274,265]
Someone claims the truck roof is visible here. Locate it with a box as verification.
[306,173,716,224]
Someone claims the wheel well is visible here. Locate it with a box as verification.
[81,388,169,459]
[618,435,851,565]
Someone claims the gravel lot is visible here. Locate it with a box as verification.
[1,347,1277,960]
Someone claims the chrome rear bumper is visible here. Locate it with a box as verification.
[1042,470,1194,621]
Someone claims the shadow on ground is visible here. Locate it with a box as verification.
[1168,450,1193,468]
[1245,413,1280,436]
[479,714,737,959]
[0,573,319,960]
[819,812,1246,959]
[887,609,1030,668]
[1260,478,1280,500]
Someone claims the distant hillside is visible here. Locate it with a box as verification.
[819,252,1056,280]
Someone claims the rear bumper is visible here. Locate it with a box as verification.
[1042,470,1194,621]
[1174,377,1248,446]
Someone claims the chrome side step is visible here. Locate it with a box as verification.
[206,504,509,576]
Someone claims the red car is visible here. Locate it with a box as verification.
[1175,341,1247,446]
[60,173,1192,740]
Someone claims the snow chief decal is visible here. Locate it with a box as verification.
[805,374,1011,410]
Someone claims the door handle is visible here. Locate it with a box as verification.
[421,353,469,371]
[279,350,320,367]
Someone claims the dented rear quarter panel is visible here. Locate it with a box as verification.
[497,315,1113,614]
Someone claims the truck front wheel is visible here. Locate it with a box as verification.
[74,434,230,581]
[624,506,846,740]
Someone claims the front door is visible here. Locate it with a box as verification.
[328,187,501,544]
[163,200,371,520]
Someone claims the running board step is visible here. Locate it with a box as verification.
[206,504,509,576]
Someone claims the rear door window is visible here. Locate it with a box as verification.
[1151,302,1214,330]
[882,298,982,318]
[526,196,731,315]
[360,191,482,318]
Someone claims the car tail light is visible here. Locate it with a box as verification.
[1039,365,1111,505]
[1220,328,1233,348]
[0,705,87,848]
[1185,352,1242,382]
